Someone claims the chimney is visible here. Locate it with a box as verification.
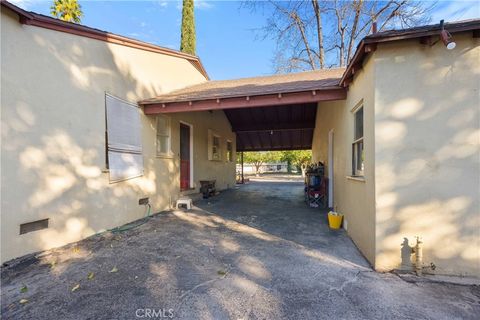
[372,22,378,34]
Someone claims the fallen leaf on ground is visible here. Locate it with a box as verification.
[19,299,28,304]
[20,285,28,293]
[72,247,80,254]
[87,272,95,280]
[217,270,226,276]
[50,261,56,269]
[109,266,118,273]
[71,284,80,292]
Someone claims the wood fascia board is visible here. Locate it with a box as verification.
[143,89,347,114]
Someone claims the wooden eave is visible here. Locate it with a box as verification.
[141,88,347,115]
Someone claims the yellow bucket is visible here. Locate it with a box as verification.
[328,213,343,229]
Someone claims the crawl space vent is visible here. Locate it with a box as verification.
[20,219,49,235]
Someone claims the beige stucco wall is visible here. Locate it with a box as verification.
[374,33,480,277]
[312,55,377,264]
[313,33,480,277]
[1,9,235,262]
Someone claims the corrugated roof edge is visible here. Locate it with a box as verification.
[0,0,210,80]
[340,19,480,87]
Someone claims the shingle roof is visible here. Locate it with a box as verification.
[365,19,480,42]
[140,68,345,104]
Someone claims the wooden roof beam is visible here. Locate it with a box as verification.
[142,89,347,114]
[232,122,315,132]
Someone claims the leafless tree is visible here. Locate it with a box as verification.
[244,0,435,72]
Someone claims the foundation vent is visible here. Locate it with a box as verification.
[20,219,49,235]
[139,197,149,205]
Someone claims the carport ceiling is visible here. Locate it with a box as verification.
[225,104,316,151]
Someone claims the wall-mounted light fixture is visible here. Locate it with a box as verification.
[440,20,456,50]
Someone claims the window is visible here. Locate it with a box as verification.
[352,106,364,176]
[208,130,221,161]
[105,93,143,183]
[212,136,220,160]
[226,140,233,162]
[156,115,172,157]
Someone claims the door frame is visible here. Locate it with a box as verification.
[328,129,334,208]
[180,121,194,189]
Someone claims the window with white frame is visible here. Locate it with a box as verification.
[226,140,233,162]
[352,106,364,176]
[156,115,172,157]
[208,130,221,161]
[212,136,220,160]
[105,93,143,183]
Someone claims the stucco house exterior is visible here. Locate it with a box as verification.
[1,1,479,278]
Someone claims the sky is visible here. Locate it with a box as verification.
[8,0,480,80]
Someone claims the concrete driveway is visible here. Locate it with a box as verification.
[2,178,479,319]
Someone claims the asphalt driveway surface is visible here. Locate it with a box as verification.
[2,177,479,319]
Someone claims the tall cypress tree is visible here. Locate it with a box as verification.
[180,0,196,55]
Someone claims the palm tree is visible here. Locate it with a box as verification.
[51,0,83,23]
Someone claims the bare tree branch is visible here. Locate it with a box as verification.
[243,0,435,72]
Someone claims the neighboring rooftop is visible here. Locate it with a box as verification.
[140,68,345,105]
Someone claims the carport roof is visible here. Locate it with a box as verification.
[139,68,345,105]
[138,68,347,152]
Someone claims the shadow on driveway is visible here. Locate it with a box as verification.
[2,179,479,319]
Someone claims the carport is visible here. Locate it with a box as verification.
[139,68,346,150]
[139,68,346,186]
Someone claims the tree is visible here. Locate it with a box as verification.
[245,1,433,72]
[50,0,83,23]
[241,151,281,176]
[180,0,196,55]
[281,150,312,176]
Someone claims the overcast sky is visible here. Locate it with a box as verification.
[8,0,480,80]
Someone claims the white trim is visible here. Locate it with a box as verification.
[328,129,334,208]
[226,139,233,162]
[180,121,194,189]
[105,92,139,108]
[156,115,173,158]
[350,98,363,113]
[352,104,364,176]
[347,176,365,182]
[207,129,223,161]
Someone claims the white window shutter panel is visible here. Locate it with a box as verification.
[105,94,144,182]
[108,151,143,182]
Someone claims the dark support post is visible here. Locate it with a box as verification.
[241,152,244,184]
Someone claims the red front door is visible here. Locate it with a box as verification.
[180,123,190,190]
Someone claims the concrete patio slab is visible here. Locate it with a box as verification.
[1,179,479,319]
